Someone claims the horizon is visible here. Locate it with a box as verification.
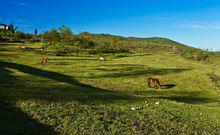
[1,0,220,51]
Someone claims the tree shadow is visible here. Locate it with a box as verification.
[159,96,217,104]
[0,97,58,135]
[0,68,58,135]
[88,64,190,78]
[0,60,140,135]
[130,53,152,57]
[135,90,219,105]
[50,58,98,61]
[0,41,25,44]
[0,60,136,103]
[0,54,17,58]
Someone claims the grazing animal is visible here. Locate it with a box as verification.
[20,46,26,50]
[40,57,49,65]
[99,57,106,62]
[147,77,162,89]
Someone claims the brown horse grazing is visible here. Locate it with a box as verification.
[147,77,162,89]
[40,57,49,65]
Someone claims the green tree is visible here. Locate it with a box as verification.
[8,24,15,33]
[34,29,38,35]
[58,25,73,48]
[44,28,60,45]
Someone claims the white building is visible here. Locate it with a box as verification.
[0,24,9,30]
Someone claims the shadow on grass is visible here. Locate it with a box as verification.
[49,58,114,62]
[0,97,58,135]
[0,41,25,44]
[146,84,176,89]
[0,60,139,135]
[160,96,217,104]
[136,90,219,105]
[50,58,99,61]
[89,64,190,78]
[0,54,17,58]
[161,84,176,89]
[0,68,57,135]
[0,60,135,103]
[130,53,152,57]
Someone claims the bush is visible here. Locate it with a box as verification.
[87,44,129,55]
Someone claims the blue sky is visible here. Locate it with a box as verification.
[1,0,220,51]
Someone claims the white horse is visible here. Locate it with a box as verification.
[20,46,26,50]
[99,57,106,62]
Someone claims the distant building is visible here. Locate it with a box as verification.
[0,24,9,30]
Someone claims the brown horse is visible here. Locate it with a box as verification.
[147,77,162,89]
[40,57,49,65]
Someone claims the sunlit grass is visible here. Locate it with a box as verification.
[0,43,220,134]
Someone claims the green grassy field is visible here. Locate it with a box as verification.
[0,42,220,134]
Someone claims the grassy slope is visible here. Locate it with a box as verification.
[79,33,215,61]
[0,42,220,134]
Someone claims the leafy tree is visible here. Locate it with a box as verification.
[8,24,15,33]
[43,28,60,45]
[14,31,25,40]
[1,30,14,41]
[78,32,92,39]
[58,25,73,48]
[0,24,22,41]
[34,29,38,35]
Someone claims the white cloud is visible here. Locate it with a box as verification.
[179,22,220,30]
[190,24,207,30]
[5,0,28,7]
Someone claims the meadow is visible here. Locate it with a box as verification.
[0,42,220,134]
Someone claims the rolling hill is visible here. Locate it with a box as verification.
[0,36,219,134]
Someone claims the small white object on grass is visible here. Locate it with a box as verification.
[131,107,136,111]
[130,106,142,111]
[145,101,149,106]
[155,101,160,105]
[100,57,106,62]
[20,46,26,49]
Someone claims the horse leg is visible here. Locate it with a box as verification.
[45,59,48,65]
[147,79,152,88]
[156,84,159,89]
[156,84,161,89]
[41,60,44,65]
[148,82,151,88]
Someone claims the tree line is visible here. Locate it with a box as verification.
[0,24,215,60]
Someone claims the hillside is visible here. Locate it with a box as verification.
[76,33,215,60]
[0,42,220,134]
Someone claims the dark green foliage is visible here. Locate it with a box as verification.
[43,31,216,60]
[34,29,38,35]
[0,30,26,41]
[58,25,73,47]
[72,37,95,49]
[88,44,129,55]
[84,34,216,61]
[43,28,61,45]
[1,24,217,60]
